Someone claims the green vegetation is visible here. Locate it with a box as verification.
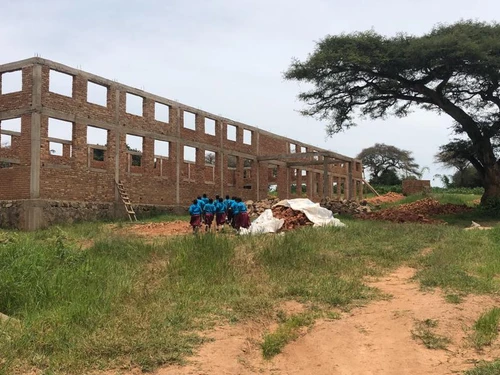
[357,143,421,183]
[444,294,463,304]
[470,308,500,349]
[365,186,484,198]
[378,193,481,209]
[411,319,450,350]
[414,227,500,294]
[285,21,500,205]
[465,360,500,375]
[261,312,317,359]
[0,207,499,374]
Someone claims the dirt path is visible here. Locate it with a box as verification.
[106,266,500,375]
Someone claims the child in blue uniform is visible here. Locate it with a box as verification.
[224,195,232,224]
[236,198,250,229]
[201,193,209,205]
[215,197,226,231]
[197,196,206,223]
[203,198,216,232]
[231,197,241,229]
[189,199,202,233]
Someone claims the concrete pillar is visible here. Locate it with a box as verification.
[322,157,328,199]
[176,107,181,204]
[219,120,225,198]
[276,164,287,199]
[26,64,43,230]
[347,161,353,200]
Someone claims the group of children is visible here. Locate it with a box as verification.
[188,194,251,233]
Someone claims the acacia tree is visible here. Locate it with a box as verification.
[285,21,500,205]
[357,143,420,183]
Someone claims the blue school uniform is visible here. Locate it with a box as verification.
[197,199,205,210]
[223,199,232,211]
[215,201,226,214]
[189,204,201,215]
[232,202,241,216]
[204,203,216,214]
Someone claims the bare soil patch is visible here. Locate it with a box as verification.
[137,266,500,375]
[118,221,192,237]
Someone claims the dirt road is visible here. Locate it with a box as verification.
[152,266,500,375]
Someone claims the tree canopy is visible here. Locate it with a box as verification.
[434,143,471,174]
[357,143,420,183]
[285,21,500,204]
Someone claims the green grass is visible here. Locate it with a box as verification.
[261,312,317,359]
[470,307,500,349]
[465,360,500,375]
[411,319,450,349]
[379,193,482,210]
[1,213,500,374]
[413,227,500,294]
[444,294,464,304]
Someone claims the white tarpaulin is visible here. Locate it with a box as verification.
[275,198,346,227]
[239,209,284,235]
[240,198,345,235]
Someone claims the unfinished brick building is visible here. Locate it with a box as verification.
[0,57,363,230]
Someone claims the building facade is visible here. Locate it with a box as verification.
[0,58,363,230]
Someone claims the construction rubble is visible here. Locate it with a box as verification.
[241,198,346,234]
[246,196,372,218]
[246,198,281,218]
[271,206,313,230]
[320,197,372,215]
[355,198,473,224]
[246,194,474,227]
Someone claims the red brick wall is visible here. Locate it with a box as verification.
[0,113,32,199]
[1,58,363,210]
[402,180,431,195]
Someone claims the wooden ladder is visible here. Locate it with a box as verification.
[116,180,138,221]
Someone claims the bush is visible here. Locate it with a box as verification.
[431,187,484,195]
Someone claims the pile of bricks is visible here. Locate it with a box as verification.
[271,206,313,230]
[320,197,372,215]
[247,197,281,218]
[356,198,472,224]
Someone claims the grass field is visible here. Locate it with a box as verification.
[0,197,499,374]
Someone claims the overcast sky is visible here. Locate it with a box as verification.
[2,0,499,185]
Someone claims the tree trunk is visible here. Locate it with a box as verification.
[481,163,500,206]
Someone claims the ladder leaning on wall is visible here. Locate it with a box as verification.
[115,180,138,221]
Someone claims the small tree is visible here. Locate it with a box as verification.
[205,152,216,165]
[357,143,420,183]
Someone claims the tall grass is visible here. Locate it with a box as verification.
[470,307,500,349]
[0,216,499,374]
